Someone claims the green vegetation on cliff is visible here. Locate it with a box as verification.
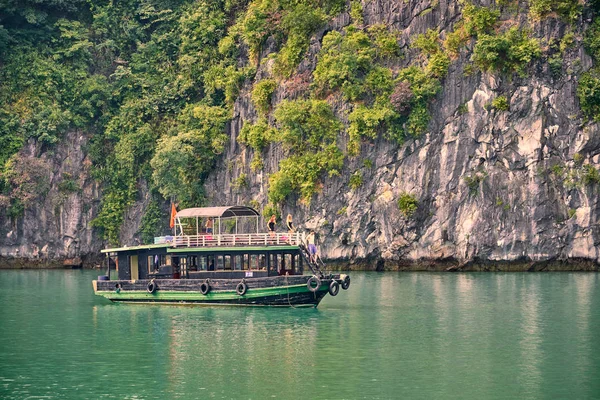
[1,0,599,244]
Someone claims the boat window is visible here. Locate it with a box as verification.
[224,255,232,270]
[180,257,187,277]
[294,254,302,275]
[233,255,243,270]
[188,256,197,271]
[166,255,172,266]
[259,255,266,270]
[277,254,284,275]
[216,255,224,270]
[147,256,154,273]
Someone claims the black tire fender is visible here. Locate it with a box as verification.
[200,279,211,295]
[307,275,321,292]
[147,280,156,294]
[341,275,351,290]
[328,280,340,296]
[236,281,247,296]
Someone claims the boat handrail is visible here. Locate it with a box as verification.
[172,232,306,248]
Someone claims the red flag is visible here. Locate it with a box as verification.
[169,203,177,229]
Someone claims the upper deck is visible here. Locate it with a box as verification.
[101,232,306,254]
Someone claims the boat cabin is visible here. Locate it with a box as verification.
[102,206,310,281]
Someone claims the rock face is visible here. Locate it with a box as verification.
[0,131,104,267]
[204,0,600,270]
[1,1,599,270]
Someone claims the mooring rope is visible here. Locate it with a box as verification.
[284,273,297,309]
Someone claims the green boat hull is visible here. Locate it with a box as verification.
[92,276,344,307]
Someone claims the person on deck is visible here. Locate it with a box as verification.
[286,214,295,233]
[267,215,276,237]
[205,217,213,234]
[307,231,317,264]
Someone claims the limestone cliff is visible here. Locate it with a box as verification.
[204,0,600,270]
[1,0,599,270]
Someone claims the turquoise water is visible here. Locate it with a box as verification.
[0,270,599,399]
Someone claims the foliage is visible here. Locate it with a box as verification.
[397,192,418,217]
[57,173,79,193]
[528,0,582,22]
[232,173,249,190]
[396,66,442,137]
[367,24,401,58]
[464,171,487,196]
[238,118,273,152]
[312,27,375,100]
[349,171,363,190]
[262,202,280,220]
[347,103,395,155]
[472,27,541,76]
[577,68,600,122]
[268,99,343,203]
[150,104,231,205]
[444,3,499,55]
[0,154,51,217]
[491,95,509,111]
[582,164,600,186]
[273,5,326,77]
[251,79,277,115]
[584,19,600,61]
[138,197,165,244]
[413,29,450,78]
[273,99,342,152]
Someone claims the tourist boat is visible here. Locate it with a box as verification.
[92,206,350,307]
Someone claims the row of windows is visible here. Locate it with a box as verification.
[144,253,303,275]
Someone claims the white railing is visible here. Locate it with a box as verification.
[173,232,306,248]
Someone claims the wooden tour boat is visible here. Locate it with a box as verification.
[93,206,350,307]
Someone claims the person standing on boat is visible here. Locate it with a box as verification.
[286,214,295,233]
[205,217,213,234]
[307,231,317,263]
[267,215,276,237]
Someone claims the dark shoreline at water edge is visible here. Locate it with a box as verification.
[1,255,599,272]
[327,257,600,272]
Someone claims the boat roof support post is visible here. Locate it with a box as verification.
[196,217,198,236]
[218,217,221,235]
[235,217,238,234]
[256,216,259,233]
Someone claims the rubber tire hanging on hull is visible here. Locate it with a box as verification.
[200,280,211,295]
[341,275,351,290]
[147,281,156,294]
[307,276,321,292]
[236,281,247,296]
[328,280,340,296]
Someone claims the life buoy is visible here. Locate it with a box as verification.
[341,275,351,290]
[307,276,321,292]
[200,279,211,295]
[236,281,247,296]
[328,280,340,296]
[147,280,156,294]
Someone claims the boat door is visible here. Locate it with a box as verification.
[130,255,139,280]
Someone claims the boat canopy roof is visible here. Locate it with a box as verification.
[176,206,259,219]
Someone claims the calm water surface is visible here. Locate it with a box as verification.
[0,270,599,399]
